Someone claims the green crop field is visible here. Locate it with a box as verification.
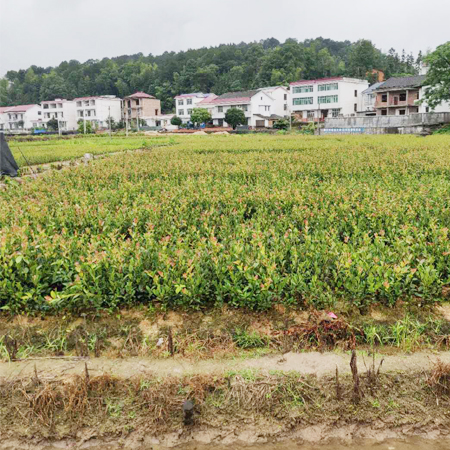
[8,134,174,166]
[1,134,450,314]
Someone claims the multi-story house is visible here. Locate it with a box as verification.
[0,107,8,131]
[123,92,161,125]
[1,104,42,131]
[74,95,121,129]
[359,82,385,116]
[41,99,77,131]
[290,77,369,121]
[197,86,290,128]
[373,75,426,116]
[174,93,216,123]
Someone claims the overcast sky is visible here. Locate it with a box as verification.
[1,0,449,76]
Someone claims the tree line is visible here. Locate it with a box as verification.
[0,37,422,113]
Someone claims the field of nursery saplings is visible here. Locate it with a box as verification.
[1,134,450,314]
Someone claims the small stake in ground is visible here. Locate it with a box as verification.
[84,362,90,384]
[335,365,341,400]
[168,327,174,356]
[183,400,194,425]
[350,350,362,403]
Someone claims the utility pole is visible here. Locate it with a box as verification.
[57,116,61,136]
[108,106,112,139]
[83,108,86,135]
[136,104,140,132]
[317,98,321,136]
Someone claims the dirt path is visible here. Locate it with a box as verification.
[2,350,449,380]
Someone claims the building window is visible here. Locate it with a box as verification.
[178,100,184,106]
[426,107,430,113]
[187,109,193,115]
[76,101,82,107]
[381,109,387,116]
[293,85,313,94]
[318,83,338,91]
[399,110,406,115]
[264,106,270,111]
[179,109,184,116]
[331,109,340,118]
[187,99,192,105]
[38,111,41,115]
[84,101,89,106]
[43,104,49,109]
[354,103,357,112]
[284,104,287,111]
[155,109,159,116]
[136,99,140,106]
[399,93,407,102]
[318,95,338,104]
[307,111,315,120]
[381,94,387,102]
[284,94,287,100]
[354,90,358,97]
[293,97,313,105]
[218,106,223,112]
[58,103,62,108]
[416,92,420,100]
[90,100,95,106]
[78,111,84,117]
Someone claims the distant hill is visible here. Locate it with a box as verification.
[0,37,420,113]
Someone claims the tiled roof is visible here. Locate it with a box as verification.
[290,77,344,87]
[5,104,38,112]
[126,92,156,99]
[175,93,211,99]
[41,99,68,104]
[201,90,259,106]
[376,75,426,90]
[362,82,385,95]
[197,94,219,105]
[73,96,119,101]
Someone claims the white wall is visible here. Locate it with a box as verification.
[76,97,121,128]
[175,95,209,123]
[418,87,450,113]
[291,78,369,119]
[42,100,77,130]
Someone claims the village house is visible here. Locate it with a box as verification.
[41,99,77,131]
[174,93,217,123]
[74,95,122,129]
[123,92,161,126]
[0,104,42,131]
[290,77,369,121]
[373,75,426,116]
[197,86,289,128]
[359,82,385,116]
[143,114,177,130]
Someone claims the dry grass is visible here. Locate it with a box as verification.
[428,359,450,397]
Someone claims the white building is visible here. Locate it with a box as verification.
[74,95,122,129]
[359,82,385,116]
[0,104,42,131]
[174,93,216,123]
[197,86,290,128]
[41,99,77,131]
[417,65,450,114]
[143,114,177,130]
[290,77,369,121]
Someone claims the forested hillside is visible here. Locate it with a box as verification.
[0,37,421,112]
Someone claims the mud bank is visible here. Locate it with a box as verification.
[1,430,450,450]
[1,357,449,449]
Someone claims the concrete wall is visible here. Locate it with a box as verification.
[324,112,450,129]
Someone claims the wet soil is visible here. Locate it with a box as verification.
[2,350,449,380]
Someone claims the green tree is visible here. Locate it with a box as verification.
[225,108,246,129]
[273,118,289,130]
[420,42,450,109]
[190,108,212,126]
[77,119,93,134]
[47,117,59,131]
[171,116,182,126]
